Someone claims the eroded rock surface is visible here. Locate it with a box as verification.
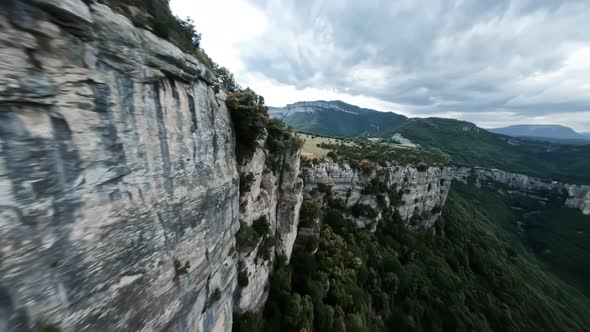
[8,1,587,331]
[304,163,453,230]
[234,137,303,313]
[0,1,238,331]
[455,167,590,215]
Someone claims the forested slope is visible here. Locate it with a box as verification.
[234,181,590,331]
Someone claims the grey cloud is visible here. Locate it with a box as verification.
[243,0,590,120]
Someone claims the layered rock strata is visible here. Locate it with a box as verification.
[455,167,590,215]
[0,1,237,331]
[304,163,453,230]
[234,135,303,313]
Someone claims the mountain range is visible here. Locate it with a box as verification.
[489,124,584,139]
[378,117,590,184]
[488,124,590,144]
[270,100,590,143]
[270,100,590,184]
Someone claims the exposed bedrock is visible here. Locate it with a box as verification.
[234,135,303,313]
[304,163,453,230]
[454,167,590,215]
[0,1,237,331]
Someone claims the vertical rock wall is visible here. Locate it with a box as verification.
[304,163,453,230]
[234,136,303,313]
[454,167,590,215]
[0,1,238,331]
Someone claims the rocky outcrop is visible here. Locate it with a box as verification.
[0,1,238,331]
[234,137,303,313]
[275,148,304,258]
[566,187,590,215]
[304,163,453,230]
[454,167,590,215]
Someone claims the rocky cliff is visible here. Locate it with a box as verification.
[0,1,239,331]
[0,1,309,330]
[454,167,590,215]
[7,1,582,331]
[233,133,303,313]
[304,163,453,230]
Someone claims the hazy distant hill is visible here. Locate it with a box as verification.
[268,100,407,137]
[489,124,587,140]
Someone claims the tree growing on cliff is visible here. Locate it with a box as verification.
[214,65,241,93]
[299,195,321,228]
[101,0,201,51]
[226,88,268,161]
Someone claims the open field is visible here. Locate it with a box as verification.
[297,133,354,158]
[299,133,417,159]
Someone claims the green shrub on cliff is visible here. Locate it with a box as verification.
[239,172,255,195]
[238,261,249,287]
[361,178,388,195]
[350,203,378,219]
[100,0,201,52]
[299,195,321,228]
[226,89,268,161]
[226,87,301,165]
[236,221,262,253]
[214,65,241,93]
[266,118,304,154]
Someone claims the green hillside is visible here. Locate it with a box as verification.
[269,101,407,137]
[453,180,590,297]
[524,208,590,296]
[235,182,590,331]
[380,117,590,184]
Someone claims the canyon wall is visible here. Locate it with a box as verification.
[454,167,590,215]
[304,163,453,230]
[0,1,239,331]
[233,133,303,313]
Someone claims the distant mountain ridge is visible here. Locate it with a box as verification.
[270,100,590,183]
[268,100,407,137]
[489,124,587,140]
[378,117,590,184]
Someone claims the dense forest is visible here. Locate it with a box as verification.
[234,181,590,331]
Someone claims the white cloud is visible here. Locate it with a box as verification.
[348,63,394,90]
[171,0,590,131]
[170,0,267,72]
[237,71,408,115]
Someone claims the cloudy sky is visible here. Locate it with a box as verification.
[170,0,590,131]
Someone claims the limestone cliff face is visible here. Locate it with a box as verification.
[10,1,589,331]
[304,163,453,230]
[235,135,303,313]
[0,1,238,331]
[454,167,590,215]
[566,187,590,215]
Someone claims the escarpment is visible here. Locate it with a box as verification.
[7,1,589,332]
[304,163,453,230]
[455,167,590,215]
[0,1,238,331]
[233,132,303,313]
